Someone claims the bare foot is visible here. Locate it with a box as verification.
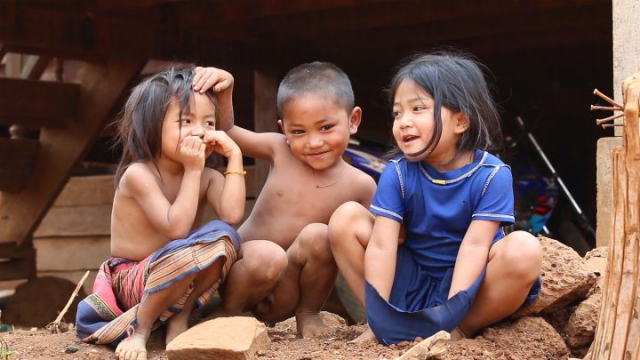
[348,326,376,343]
[165,313,189,345]
[449,326,470,341]
[115,332,148,360]
[296,312,332,338]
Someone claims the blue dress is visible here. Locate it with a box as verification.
[367,149,540,344]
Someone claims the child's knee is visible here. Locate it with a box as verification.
[502,232,542,280]
[245,246,288,284]
[328,201,367,246]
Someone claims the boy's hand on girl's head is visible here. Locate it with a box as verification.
[178,135,206,171]
[205,131,241,159]
[193,66,234,94]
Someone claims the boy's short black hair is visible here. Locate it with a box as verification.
[276,61,355,119]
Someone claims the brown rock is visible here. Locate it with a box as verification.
[481,317,569,359]
[398,330,449,360]
[564,291,602,349]
[2,276,86,328]
[166,317,269,360]
[513,237,597,317]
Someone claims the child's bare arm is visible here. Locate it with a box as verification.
[193,66,234,131]
[448,220,498,298]
[364,216,401,300]
[205,130,246,225]
[193,66,284,161]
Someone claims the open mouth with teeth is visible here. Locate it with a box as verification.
[402,134,420,144]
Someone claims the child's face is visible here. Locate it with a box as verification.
[278,93,360,170]
[161,92,217,160]
[392,79,467,164]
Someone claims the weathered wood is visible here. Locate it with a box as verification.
[34,204,112,238]
[0,138,38,193]
[253,71,278,194]
[613,0,640,136]
[52,175,115,207]
[591,73,640,359]
[0,58,145,246]
[34,236,109,272]
[0,77,79,126]
[0,246,36,281]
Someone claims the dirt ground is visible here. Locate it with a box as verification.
[0,316,570,360]
[1,322,412,360]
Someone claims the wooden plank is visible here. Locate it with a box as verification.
[0,7,260,69]
[0,246,35,281]
[33,204,112,238]
[0,138,38,193]
[0,58,145,246]
[0,77,79,125]
[52,175,115,207]
[34,236,109,271]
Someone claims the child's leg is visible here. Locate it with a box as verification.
[115,272,198,360]
[328,201,376,342]
[455,230,542,338]
[253,223,337,338]
[219,240,288,315]
[165,257,225,345]
[328,201,374,308]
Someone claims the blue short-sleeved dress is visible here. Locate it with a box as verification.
[367,149,540,345]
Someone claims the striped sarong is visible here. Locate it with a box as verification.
[75,220,240,347]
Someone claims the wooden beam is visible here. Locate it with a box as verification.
[0,77,79,126]
[0,244,36,281]
[0,7,261,68]
[0,138,38,193]
[0,58,145,246]
[247,0,608,38]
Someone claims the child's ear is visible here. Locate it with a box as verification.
[278,120,290,144]
[348,106,363,135]
[454,112,470,134]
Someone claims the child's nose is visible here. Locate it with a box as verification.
[192,125,205,138]
[308,133,324,147]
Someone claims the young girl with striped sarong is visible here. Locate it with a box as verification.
[76,66,245,360]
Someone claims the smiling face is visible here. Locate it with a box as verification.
[160,92,217,162]
[279,93,360,171]
[392,79,468,167]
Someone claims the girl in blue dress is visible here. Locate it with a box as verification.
[328,51,542,345]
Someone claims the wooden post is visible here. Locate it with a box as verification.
[591,72,640,359]
[253,70,279,193]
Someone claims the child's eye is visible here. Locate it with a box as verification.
[320,124,335,131]
[290,129,305,135]
[413,105,426,111]
[392,110,401,119]
[205,121,216,128]
[179,119,191,125]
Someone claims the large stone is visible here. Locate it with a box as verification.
[564,290,602,349]
[513,237,597,317]
[166,317,269,360]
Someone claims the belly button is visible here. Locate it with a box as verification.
[277,190,284,197]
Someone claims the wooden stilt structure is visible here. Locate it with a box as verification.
[590,72,640,359]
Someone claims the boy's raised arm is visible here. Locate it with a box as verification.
[193,66,234,131]
[194,66,285,161]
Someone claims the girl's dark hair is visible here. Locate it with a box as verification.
[113,65,218,186]
[387,50,503,159]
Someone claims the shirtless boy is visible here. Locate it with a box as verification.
[194,62,376,337]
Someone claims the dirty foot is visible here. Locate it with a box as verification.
[115,332,148,360]
[166,313,190,345]
[348,326,376,343]
[449,326,470,341]
[296,312,332,338]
